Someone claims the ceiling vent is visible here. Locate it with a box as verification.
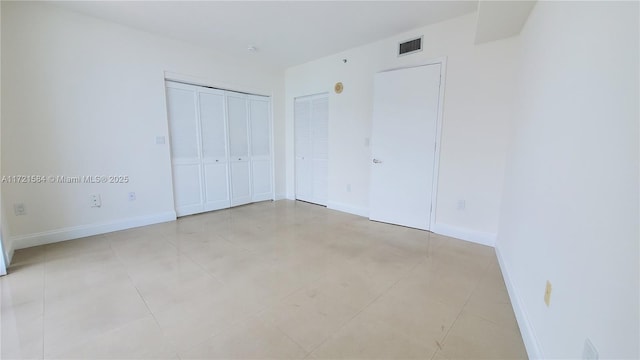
[398,36,423,56]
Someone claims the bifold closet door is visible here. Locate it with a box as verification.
[167,81,273,216]
[227,93,252,206]
[166,83,204,216]
[294,94,328,206]
[199,89,231,212]
[167,82,231,216]
[250,96,273,202]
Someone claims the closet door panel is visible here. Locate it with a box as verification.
[167,84,204,215]
[311,97,329,205]
[230,161,251,206]
[250,98,272,201]
[294,95,328,205]
[227,94,252,206]
[294,98,311,202]
[167,87,199,160]
[250,99,271,157]
[199,92,227,160]
[172,164,203,216]
[203,163,230,210]
[252,159,271,201]
[227,95,249,158]
[199,90,230,210]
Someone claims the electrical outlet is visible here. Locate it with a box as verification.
[544,280,552,307]
[155,136,165,144]
[346,184,352,192]
[13,203,26,216]
[128,192,136,201]
[457,199,466,210]
[90,194,102,208]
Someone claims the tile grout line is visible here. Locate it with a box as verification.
[431,258,494,360]
[107,236,181,360]
[305,247,430,357]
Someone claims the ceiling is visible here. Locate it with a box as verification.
[50,1,478,71]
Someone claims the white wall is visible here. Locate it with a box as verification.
[497,2,639,358]
[285,13,517,244]
[1,2,285,259]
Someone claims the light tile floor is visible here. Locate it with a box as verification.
[1,200,527,359]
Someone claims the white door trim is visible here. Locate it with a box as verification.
[429,56,447,231]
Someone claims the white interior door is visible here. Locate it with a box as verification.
[294,98,312,202]
[294,94,328,206]
[199,89,231,211]
[250,96,273,202]
[369,64,441,230]
[311,96,329,205]
[227,93,252,206]
[166,84,204,216]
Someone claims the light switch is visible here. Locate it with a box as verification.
[155,136,166,144]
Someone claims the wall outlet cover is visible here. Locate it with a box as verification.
[544,280,552,307]
[13,203,26,216]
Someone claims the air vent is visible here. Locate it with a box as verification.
[398,36,423,56]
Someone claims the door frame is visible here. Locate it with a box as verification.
[373,57,447,230]
[293,92,329,205]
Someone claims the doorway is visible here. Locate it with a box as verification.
[294,93,329,206]
[369,63,444,230]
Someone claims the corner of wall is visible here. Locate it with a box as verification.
[431,222,496,247]
[495,243,544,359]
[326,201,369,218]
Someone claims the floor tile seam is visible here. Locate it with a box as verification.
[44,311,159,360]
[437,259,494,354]
[305,252,429,356]
[171,241,229,286]
[130,285,180,359]
[107,240,158,317]
[109,238,181,360]
[267,316,313,358]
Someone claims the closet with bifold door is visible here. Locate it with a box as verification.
[165,81,273,217]
[294,93,328,206]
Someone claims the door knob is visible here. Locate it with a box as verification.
[373,159,382,164]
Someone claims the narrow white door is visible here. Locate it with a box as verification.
[369,64,441,230]
[294,94,328,206]
[166,84,204,216]
[199,89,231,211]
[311,96,329,205]
[227,93,252,206]
[294,98,312,202]
[249,96,273,202]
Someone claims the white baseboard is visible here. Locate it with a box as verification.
[9,211,177,252]
[496,245,544,359]
[326,201,369,218]
[6,243,15,268]
[431,222,496,247]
